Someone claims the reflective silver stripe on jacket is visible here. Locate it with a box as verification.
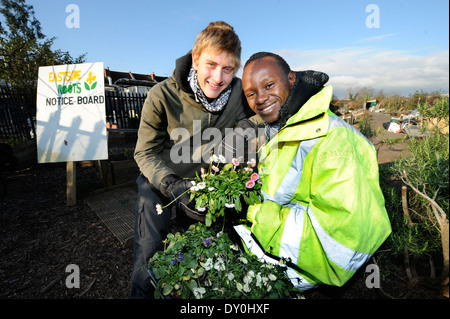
[233,225,316,291]
[329,114,373,145]
[261,137,319,205]
[306,209,373,271]
[279,204,306,267]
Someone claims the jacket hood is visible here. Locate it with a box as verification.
[275,70,329,128]
[173,51,194,93]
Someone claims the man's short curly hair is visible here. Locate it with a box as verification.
[244,52,291,76]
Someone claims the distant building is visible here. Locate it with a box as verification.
[103,68,167,94]
[364,99,378,110]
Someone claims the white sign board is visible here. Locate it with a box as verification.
[36,62,108,163]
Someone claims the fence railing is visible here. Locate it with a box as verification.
[104,90,147,130]
[0,86,36,141]
[0,88,148,142]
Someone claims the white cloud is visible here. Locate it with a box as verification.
[356,33,399,43]
[275,47,449,98]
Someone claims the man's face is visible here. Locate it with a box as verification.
[192,49,236,100]
[242,57,295,123]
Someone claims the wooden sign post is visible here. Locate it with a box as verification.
[36,62,108,206]
[66,161,76,206]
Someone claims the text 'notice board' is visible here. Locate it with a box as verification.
[36,62,108,163]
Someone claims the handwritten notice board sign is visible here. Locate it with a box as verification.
[36,62,108,163]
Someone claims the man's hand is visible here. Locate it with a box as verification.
[160,174,205,222]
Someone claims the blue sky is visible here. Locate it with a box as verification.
[18,1,450,98]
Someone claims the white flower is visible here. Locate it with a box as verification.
[266,284,272,292]
[225,203,235,208]
[227,272,235,281]
[210,154,219,163]
[197,207,206,212]
[197,182,206,189]
[255,273,262,288]
[190,180,196,185]
[218,155,226,163]
[236,282,243,292]
[230,244,239,251]
[208,187,215,191]
[155,204,163,215]
[190,185,199,192]
[264,263,274,269]
[214,257,226,271]
[192,287,206,299]
[203,258,213,271]
[238,256,248,264]
[268,274,277,281]
[243,274,253,284]
[204,278,212,286]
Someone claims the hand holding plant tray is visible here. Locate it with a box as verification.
[189,155,263,226]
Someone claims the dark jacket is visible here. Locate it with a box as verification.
[134,52,255,188]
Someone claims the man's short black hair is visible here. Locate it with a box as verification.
[244,52,291,76]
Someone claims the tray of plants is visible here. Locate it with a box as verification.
[147,222,302,299]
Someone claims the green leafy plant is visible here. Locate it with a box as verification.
[147,223,301,299]
[189,155,263,226]
[392,132,449,280]
[382,136,407,146]
[358,117,375,139]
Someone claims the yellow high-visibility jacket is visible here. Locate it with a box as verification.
[235,85,391,290]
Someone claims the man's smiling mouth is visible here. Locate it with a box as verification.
[258,102,276,114]
[207,81,222,89]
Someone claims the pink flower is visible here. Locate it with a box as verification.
[250,173,259,181]
[232,158,240,166]
[212,165,219,173]
[247,158,256,167]
[245,180,255,188]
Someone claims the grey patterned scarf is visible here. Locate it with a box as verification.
[188,68,231,113]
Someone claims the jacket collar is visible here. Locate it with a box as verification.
[265,85,333,150]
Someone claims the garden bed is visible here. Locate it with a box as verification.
[0,112,447,299]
